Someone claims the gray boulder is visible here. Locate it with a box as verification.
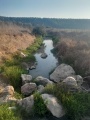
[62,76,77,87]
[21,74,32,85]
[50,64,75,82]
[42,94,65,118]
[21,83,37,96]
[41,53,48,59]
[35,76,53,86]
[0,86,16,104]
[17,95,34,113]
[37,85,45,93]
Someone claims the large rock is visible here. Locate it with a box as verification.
[42,94,65,118]
[50,64,75,82]
[41,53,48,59]
[21,74,32,85]
[81,76,90,92]
[37,85,45,93]
[62,77,77,87]
[17,95,34,113]
[35,76,53,86]
[0,86,16,104]
[21,83,37,96]
[0,86,14,96]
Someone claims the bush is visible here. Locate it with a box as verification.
[33,92,48,116]
[0,104,21,120]
[3,66,26,89]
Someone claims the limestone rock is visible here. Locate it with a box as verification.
[35,76,53,86]
[37,85,45,93]
[21,83,37,96]
[17,95,34,113]
[62,76,77,87]
[21,74,32,85]
[41,53,48,59]
[42,94,65,118]
[50,64,75,82]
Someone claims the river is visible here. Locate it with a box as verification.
[29,39,58,78]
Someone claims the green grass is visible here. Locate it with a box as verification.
[33,92,48,116]
[1,36,43,90]
[0,103,21,120]
[44,83,90,120]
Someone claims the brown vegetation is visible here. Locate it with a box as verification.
[0,21,35,63]
[55,30,90,76]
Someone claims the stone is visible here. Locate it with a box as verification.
[50,64,75,82]
[41,53,48,59]
[0,86,14,96]
[37,85,45,93]
[81,76,90,92]
[21,83,37,96]
[21,74,32,85]
[17,95,34,113]
[30,66,36,70]
[62,76,77,87]
[42,94,65,118]
[76,75,83,86]
[35,76,53,86]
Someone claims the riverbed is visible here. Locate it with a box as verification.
[29,39,58,78]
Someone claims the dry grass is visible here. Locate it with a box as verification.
[0,22,35,63]
[56,31,90,76]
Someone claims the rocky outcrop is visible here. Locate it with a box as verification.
[17,95,34,113]
[21,83,37,96]
[50,64,75,82]
[41,53,48,59]
[42,94,65,118]
[81,76,90,92]
[37,85,45,93]
[21,74,32,85]
[35,76,53,86]
[62,76,77,87]
[0,86,16,103]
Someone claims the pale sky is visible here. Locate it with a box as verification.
[0,0,90,18]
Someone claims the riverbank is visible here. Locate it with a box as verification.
[0,36,43,90]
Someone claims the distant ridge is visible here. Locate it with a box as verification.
[0,16,90,29]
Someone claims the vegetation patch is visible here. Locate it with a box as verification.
[33,92,48,116]
[44,83,90,120]
[0,103,21,120]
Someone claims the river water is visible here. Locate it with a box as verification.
[29,39,58,78]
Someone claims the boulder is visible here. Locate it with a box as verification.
[21,83,37,96]
[62,76,77,87]
[21,74,32,85]
[41,53,48,59]
[81,76,90,92]
[35,76,53,86]
[17,95,34,113]
[0,86,16,104]
[75,75,83,86]
[0,95,16,104]
[37,85,45,93]
[0,86,14,96]
[42,94,65,118]
[30,66,36,70]
[50,64,75,82]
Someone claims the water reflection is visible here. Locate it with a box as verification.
[29,39,58,78]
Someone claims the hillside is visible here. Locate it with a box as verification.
[0,21,35,63]
[1,16,90,29]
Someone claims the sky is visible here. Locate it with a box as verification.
[0,0,90,18]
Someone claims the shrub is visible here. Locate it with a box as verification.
[3,66,26,89]
[33,92,48,116]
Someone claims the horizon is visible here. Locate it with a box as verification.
[0,0,90,19]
